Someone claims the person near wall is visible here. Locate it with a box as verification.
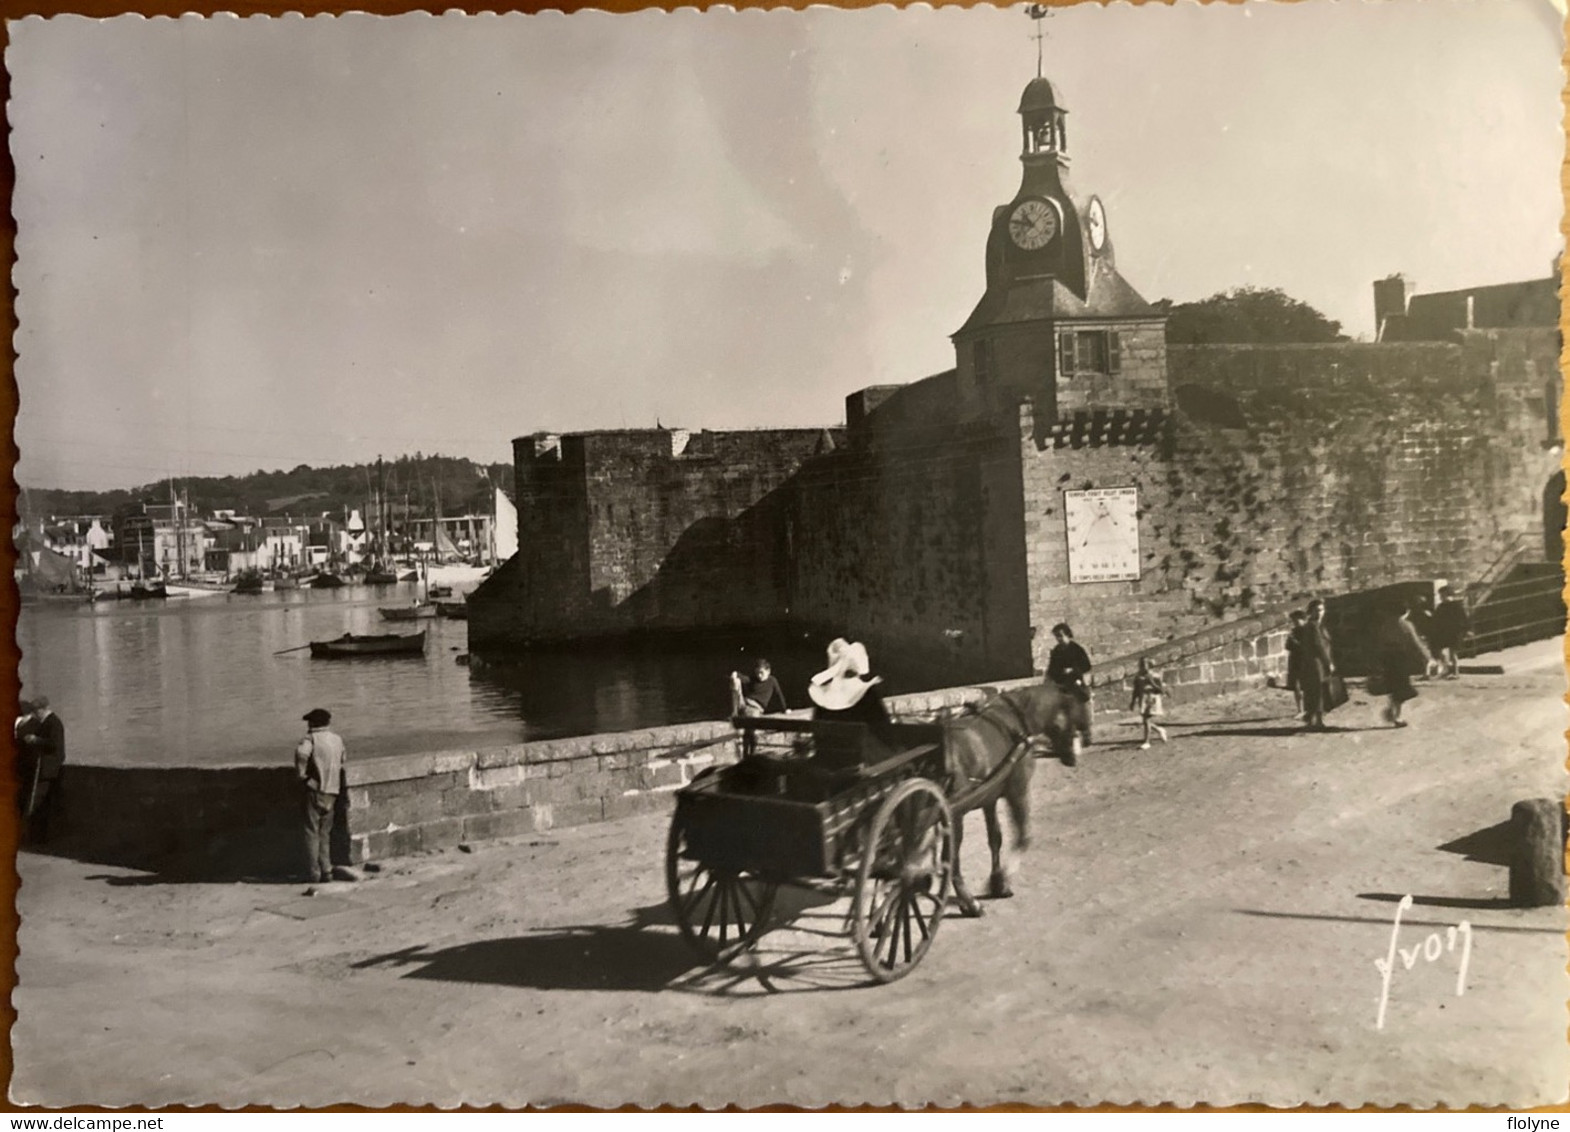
[1293,599,1336,731]
[295,707,347,892]
[1128,657,1169,750]
[1371,599,1434,728]
[730,657,789,756]
[1046,622,1093,765]
[807,638,895,745]
[1429,585,1471,679]
[1283,610,1307,719]
[16,696,65,843]
[731,658,788,717]
[1407,592,1438,678]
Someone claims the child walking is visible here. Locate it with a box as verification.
[1129,657,1169,750]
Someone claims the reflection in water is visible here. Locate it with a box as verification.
[18,591,910,768]
[467,630,833,741]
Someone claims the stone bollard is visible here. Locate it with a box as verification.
[1508,798,1566,908]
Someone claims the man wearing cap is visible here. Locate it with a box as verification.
[16,696,65,841]
[1045,624,1093,765]
[295,708,346,887]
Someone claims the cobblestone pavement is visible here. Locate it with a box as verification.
[12,639,1567,1109]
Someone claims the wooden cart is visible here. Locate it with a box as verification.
[665,716,957,984]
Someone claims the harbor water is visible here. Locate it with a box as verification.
[15,584,858,768]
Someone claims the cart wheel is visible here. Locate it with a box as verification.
[666,811,778,964]
[851,778,954,984]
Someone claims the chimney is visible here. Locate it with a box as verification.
[1373,274,1413,338]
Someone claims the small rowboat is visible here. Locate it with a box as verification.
[435,599,468,620]
[309,631,426,658]
[379,602,437,621]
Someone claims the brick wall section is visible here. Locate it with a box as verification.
[787,414,1032,687]
[343,721,743,862]
[49,764,309,877]
[1056,321,1169,416]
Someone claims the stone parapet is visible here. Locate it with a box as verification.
[37,610,1295,874]
[345,720,741,864]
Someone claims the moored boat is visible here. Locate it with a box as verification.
[435,599,468,620]
[309,572,345,589]
[379,602,437,621]
[308,631,426,658]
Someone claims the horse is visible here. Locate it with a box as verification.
[941,682,1078,917]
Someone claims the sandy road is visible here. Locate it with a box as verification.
[12,638,1567,1109]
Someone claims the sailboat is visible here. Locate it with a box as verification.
[363,456,400,585]
[380,561,435,620]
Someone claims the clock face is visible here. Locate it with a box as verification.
[1008,198,1058,251]
[1087,196,1108,252]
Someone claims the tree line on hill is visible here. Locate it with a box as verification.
[21,453,514,526]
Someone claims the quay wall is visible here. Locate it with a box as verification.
[37,616,1289,873]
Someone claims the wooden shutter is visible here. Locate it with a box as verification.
[1108,331,1122,375]
[1058,331,1076,377]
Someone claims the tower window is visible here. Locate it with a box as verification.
[1058,330,1122,377]
[973,340,993,388]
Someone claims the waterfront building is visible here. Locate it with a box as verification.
[117,499,209,579]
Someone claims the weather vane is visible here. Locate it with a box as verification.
[1026,4,1052,79]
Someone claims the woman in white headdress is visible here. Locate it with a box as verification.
[807,638,894,742]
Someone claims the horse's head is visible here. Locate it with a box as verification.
[1005,683,1079,754]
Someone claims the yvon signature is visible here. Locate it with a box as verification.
[1374,894,1473,1030]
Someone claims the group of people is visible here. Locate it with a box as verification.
[1284,586,1471,731]
[731,585,1474,761]
[727,622,1116,763]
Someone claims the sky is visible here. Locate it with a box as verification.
[8,0,1565,490]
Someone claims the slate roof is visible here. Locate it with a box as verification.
[954,261,1158,336]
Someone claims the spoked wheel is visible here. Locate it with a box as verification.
[851,778,954,984]
[666,810,779,964]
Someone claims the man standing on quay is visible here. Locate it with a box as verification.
[295,707,346,891]
[17,696,66,842]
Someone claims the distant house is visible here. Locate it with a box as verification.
[1375,269,1559,342]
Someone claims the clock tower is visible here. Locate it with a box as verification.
[953,72,1168,436]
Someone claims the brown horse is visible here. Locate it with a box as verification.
[942,682,1077,916]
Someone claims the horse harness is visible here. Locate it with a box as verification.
[943,691,1037,816]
